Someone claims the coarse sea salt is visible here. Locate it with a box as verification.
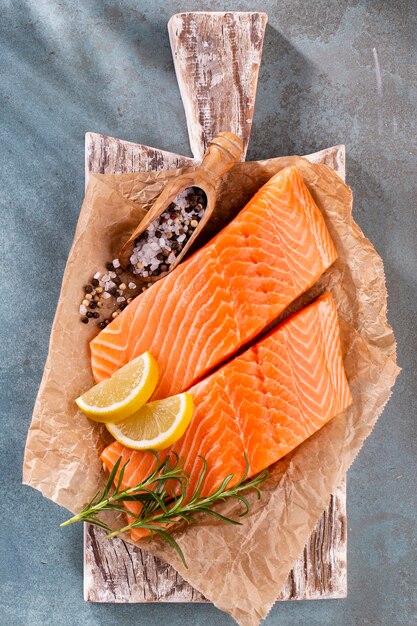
[112,259,120,268]
[128,282,136,289]
[79,304,87,315]
[131,186,207,278]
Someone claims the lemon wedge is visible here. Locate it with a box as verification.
[106,392,194,450]
[76,352,159,423]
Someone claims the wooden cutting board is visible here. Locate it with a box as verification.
[83,11,347,603]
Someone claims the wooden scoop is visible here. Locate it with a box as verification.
[118,131,244,278]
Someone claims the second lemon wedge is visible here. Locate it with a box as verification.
[106,392,194,450]
[76,352,159,423]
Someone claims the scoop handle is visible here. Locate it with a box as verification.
[199,132,244,184]
[118,132,242,271]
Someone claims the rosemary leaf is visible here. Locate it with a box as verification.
[61,453,268,566]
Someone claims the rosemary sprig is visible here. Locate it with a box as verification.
[61,452,268,566]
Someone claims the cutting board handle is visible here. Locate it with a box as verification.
[168,12,268,161]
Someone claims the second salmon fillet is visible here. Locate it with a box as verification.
[102,292,352,541]
[91,166,337,398]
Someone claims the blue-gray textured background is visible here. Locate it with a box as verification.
[1,1,416,625]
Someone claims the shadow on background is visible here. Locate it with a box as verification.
[248,23,318,159]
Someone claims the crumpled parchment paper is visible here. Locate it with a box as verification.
[23,154,399,626]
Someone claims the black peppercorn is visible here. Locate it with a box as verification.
[81,316,89,324]
[91,278,99,287]
[89,301,97,309]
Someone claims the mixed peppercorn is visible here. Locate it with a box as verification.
[79,259,145,328]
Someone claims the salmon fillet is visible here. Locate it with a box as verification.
[91,166,337,398]
[101,292,352,541]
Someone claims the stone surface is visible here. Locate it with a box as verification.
[0,1,416,625]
